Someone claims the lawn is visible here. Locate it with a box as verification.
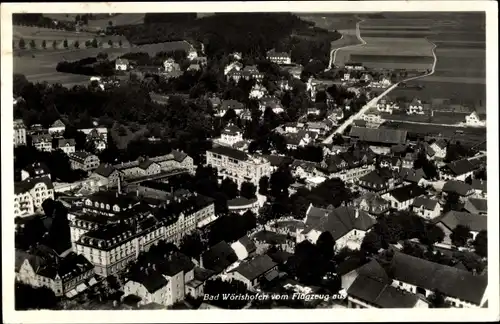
[110,123,149,150]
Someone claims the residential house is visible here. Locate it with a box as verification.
[388,252,488,308]
[401,152,417,169]
[307,121,333,136]
[249,84,268,100]
[291,159,320,180]
[16,249,95,298]
[406,98,425,115]
[370,76,392,89]
[115,58,129,71]
[14,176,54,217]
[399,168,426,184]
[200,241,238,274]
[79,126,108,151]
[215,100,245,117]
[279,64,303,79]
[285,131,317,150]
[69,151,100,172]
[90,163,120,188]
[48,119,66,135]
[442,180,474,200]
[206,146,271,187]
[228,255,279,289]
[114,158,161,180]
[349,127,408,147]
[382,184,427,211]
[215,124,243,147]
[464,112,486,127]
[224,61,243,75]
[430,139,448,160]
[360,73,374,83]
[187,49,198,61]
[361,113,383,127]
[55,138,76,155]
[208,96,222,111]
[376,97,398,114]
[21,162,51,181]
[318,149,376,183]
[433,211,486,244]
[463,198,487,215]
[266,49,292,65]
[227,197,260,215]
[149,150,195,174]
[411,197,441,220]
[32,134,53,152]
[298,205,376,250]
[259,96,284,114]
[14,119,27,147]
[379,156,402,172]
[185,267,216,299]
[440,159,477,181]
[163,58,176,72]
[344,63,365,71]
[470,179,487,199]
[358,168,398,193]
[231,236,257,261]
[355,192,390,217]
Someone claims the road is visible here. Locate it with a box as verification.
[326,19,366,71]
[322,38,438,144]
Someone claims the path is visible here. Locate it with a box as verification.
[326,19,366,71]
[322,38,438,143]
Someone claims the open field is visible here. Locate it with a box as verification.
[379,111,471,126]
[433,41,485,49]
[297,14,359,31]
[359,30,437,38]
[391,81,486,105]
[43,13,146,28]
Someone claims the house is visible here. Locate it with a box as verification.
[69,151,100,172]
[463,198,487,215]
[430,139,448,159]
[48,119,66,135]
[285,131,317,150]
[200,241,238,274]
[358,168,398,193]
[215,124,243,147]
[114,158,162,180]
[318,149,376,183]
[401,152,417,169]
[230,52,242,60]
[345,260,428,309]
[349,127,408,146]
[55,138,76,155]
[115,58,129,71]
[433,211,486,244]
[361,113,383,126]
[298,205,376,250]
[85,129,107,151]
[379,156,402,172]
[16,249,95,297]
[228,255,279,289]
[215,100,245,117]
[464,112,486,127]
[388,252,488,307]
[399,168,426,184]
[470,179,487,199]
[442,180,474,199]
[376,97,398,114]
[227,197,259,215]
[32,134,53,152]
[344,62,365,71]
[440,159,477,181]
[21,162,51,181]
[14,176,55,217]
[224,61,243,75]
[279,63,303,79]
[90,163,120,188]
[266,49,291,65]
[207,96,222,110]
[187,63,201,72]
[411,197,441,219]
[291,159,320,179]
[406,98,425,115]
[231,236,257,261]
[206,146,271,187]
[163,58,176,72]
[249,84,268,100]
[355,192,390,216]
[382,184,427,210]
[14,119,27,147]
[185,267,216,299]
[259,96,284,114]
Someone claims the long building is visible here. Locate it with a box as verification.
[206,146,271,187]
[14,119,27,147]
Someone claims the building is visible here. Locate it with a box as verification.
[115,58,129,71]
[358,168,399,193]
[470,179,487,199]
[284,131,317,150]
[463,198,487,215]
[465,112,486,127]
[440,159,477,181]
[14,119,27,147]
[115,158,161,180]
[349,127,408,147]
[230,236,257,261]
[399,168,426,184]
[227,197,260,215]
[215,124,243,147]
[430,139,447,160]
[206,146,271,187]
[69,151,100,172]
[123,252,195,307]
[149,150,195,174]
[376,97,398,114]
[411,197,441,219]
[215,100,245,117]
[187,49,198,61]
[442,180,474,200]
[79,126,108,151]
[388,252,488,308]
[90,163,120,188]
[201,241,238,274]
[266,49,292,65]
[187,63,201,72]
[277,79,292,91]
[259,96,284,114]
[406,98,425,115]
[224,61,243,75]
[382,184,427,211]
[55,138,76,154]
[14,176,54,217]
[228,255,279,289]
[344,63,365,71]
[433,211,486,244]
[48,119,66,135]
[21,162,51,181]
[356,192,390,216]
[15,249,95,298]
[185,267,216,299]
[32,134,53,152]
[249,84,268,100]
[318,149,376,183]
[298,205,376,250]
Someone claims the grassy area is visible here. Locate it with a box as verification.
[110,123,149,150]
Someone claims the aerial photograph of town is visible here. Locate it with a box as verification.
[8,6,493,315]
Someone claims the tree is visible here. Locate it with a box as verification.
[19,38,26,49]
[269,165,293,198]
[92,38,98,48]
[63,39,68,48]
[360,230,383,255]
[443,192,460,213]
[419,223,445,246]
[240,181,256,199]
[179,231,205,259]
[220,178,239,200]
[41,198,56,217]
[450,224,472,247]
[18,215,47,250]
[428,290,452,308]
[15,283,59,310]
[47,202,72,253]
[108,40,113,47]
[52,40,57,49]
[288,240,328,285]
[74,40,80,49]
[42,40,47,49]
[316,231,335,261]
[29,39,36,49]
[223,108,237,122]
[472,230,487,258]
[85,40,91,48]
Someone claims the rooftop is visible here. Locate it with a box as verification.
[349,127,407,145]
[232,255,277,281]
[433,210,486,233]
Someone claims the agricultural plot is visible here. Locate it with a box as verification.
[297,14,359,31]
[391,81,486,104]
[43,13,146,28]
[360,30,437,38]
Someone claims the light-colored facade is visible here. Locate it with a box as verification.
[69,151,100,172]
[48,119,66,135]
[32,134,53,152]
[266,49,292,65]
[14,176,54,217]
[465,112,486,127]
[14,119,27,147]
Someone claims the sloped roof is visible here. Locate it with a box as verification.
[128,270,168,294]
[228,197,258,207]
[445,159,476,176]
[349,127,407,145]
[222,124,242,136]
[220,100,244,111]
[389,252,488,305]
[57,138,76,147]
[442,180,473,196]
[399,168,425,183]
[385,184,427,202]
[470,179,487,192]
[305,205,330,226]
[208,146,248,161]
[237,236,257,254]
[202,241,238,273]
[14,176,54,194]
[463,198,487,214]
[359,168,395,186]
[50,119,66,128]
[232,255,277,281]
[411,197,439,211]
[93,163,117,178]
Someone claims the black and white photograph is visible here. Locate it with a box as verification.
[1,1,498,322]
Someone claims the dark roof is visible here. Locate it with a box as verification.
[22,162,50,177]
[156,253,195,277]
[349,127,407,145]
[232,255,277,281]
[222,124,242,135]
[442,180,473,196]
[14,176,54,194]
[51,119,66,128]
[411,197,439,210]
[399,168,425,183]
[172,149,189,162]
[69,151,94,163]
[228,197,258,207]
[445,159,476,176]
[359,168,395,186]
[208,146,248,161]
[267,250,293,265]
[57,138,76,147]
[389,252,488,305]
[194,266,216,282]
[463,198,487,214]
[262,154,293,167]
[237,236,257,253]
[129,270,168,294]
[385,184,427,202]
[347,275,422,308]
[93,163,117,178]
[305,205,330,226]
[220,100,244,111]
[434,211,486,232]
[336,257,369,277]
[202,241,238,273]
[470,179,487,192]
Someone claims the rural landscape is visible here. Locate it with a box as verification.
[11,9,491,314]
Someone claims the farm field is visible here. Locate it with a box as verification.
[391,82,486,105]
[43,13,146,28]
[379,111,472,126]
[297,14,359,31]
